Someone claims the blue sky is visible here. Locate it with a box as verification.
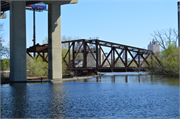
[0,0,179,51]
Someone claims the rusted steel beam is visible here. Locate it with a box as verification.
[152,52,161,65]
[96,40,99,68]
[140,53,150,66]
[101,49,112,67]
[68,42,71,66]
[86,44,96,61]
[63,42,73,61]
[38,52,48,63]
[63,58,69,67]
[62,39,152,52]
[36,53,39,59]
[99,45,111,67]
[95,39,150,51]
[72,42,84,66]
[128,53,138,67]
[61,39,85,43]
[138,50,140,68]
[151,52,153,66]
[125,47,127,72]
[43,53,45,61]
[72,42,75,68]
[26,39,161,74]
[127,49,138,67]
[27,52,33,59]
[83,41,87,68]
[111,46,115,67]
[114,48,125,66]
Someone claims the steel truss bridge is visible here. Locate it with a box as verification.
[27,39,160,76]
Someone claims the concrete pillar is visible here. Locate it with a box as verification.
[48,3,62,79]
[10,1,26,81]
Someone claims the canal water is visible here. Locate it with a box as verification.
[1,72,179,118]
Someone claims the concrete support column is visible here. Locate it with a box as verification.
[48,3,62,79]
[10,1,26,81]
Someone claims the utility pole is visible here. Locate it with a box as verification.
[33,9,36,57]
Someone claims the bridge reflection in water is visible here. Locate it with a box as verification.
[70,74,178,86]
[69,74,154,83]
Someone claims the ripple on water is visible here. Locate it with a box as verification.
[1,74,179,118]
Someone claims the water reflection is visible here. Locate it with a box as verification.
[1,73,179,118]
[76,74,179,86]
[50,83,66,117]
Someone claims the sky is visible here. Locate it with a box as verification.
[0,0,179,52]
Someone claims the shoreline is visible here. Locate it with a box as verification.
[1,74,104,84]
[51,74,104,83]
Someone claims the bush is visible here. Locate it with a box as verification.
[27,55,48,77]
[1,59,10,70]
[149,43,179,77]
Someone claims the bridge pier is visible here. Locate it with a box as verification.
[10,1,26,81]
[48,3,62,79]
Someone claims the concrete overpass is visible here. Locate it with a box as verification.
[1,0,78,81]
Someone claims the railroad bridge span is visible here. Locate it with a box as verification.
[27,39,161,76]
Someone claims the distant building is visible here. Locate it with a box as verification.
[148,39,160,52]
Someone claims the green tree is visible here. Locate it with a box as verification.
[1,59,10,70]
[27,55,48,77]
[148,41,179,77]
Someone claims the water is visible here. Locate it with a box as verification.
[1,72,179,118]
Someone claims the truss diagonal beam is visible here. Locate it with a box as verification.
[38,52,48,63]
[114,48,125,66]
[127,50,138,67]
[99,45,111,67]
[140,53,150,66]
[63,42,73,60]
[87,44,96,61]
[63,58,69,67]
[101,48,112,67]
[72,42,84,66]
